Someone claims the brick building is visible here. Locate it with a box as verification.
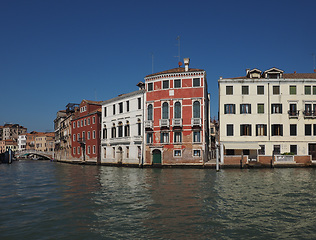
[143,58,210,166]
[71,100,102,163]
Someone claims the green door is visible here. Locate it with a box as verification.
[152,150,162,164]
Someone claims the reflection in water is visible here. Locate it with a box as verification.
[1,161,316,239]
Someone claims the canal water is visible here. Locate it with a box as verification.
[1,161,316,240]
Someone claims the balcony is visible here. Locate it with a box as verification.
[172,118,182,127]
[145,120,153,129]
[288,110,299,119]
[303,111,315,119]
[191,118,202,127]
[159,119,170,128]
[109,137,131,145]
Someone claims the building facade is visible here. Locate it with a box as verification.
[219,67,316,165]
[71,100,102,163]
[144,58,210,166]
[18,135,27,150]
[0,124,27,141]
[101,85,145,166]
[54,103,79,161]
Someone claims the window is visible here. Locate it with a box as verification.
[193,101,200,118]
[84,119,86,126]
[242,86,249,95]
[304,104,312,116]
[119,102,123,113]
[111,125,116,138]
[273,145,281,155]
[73,122,75,129]
[227,124,233,136]
[77,133,80,140]
[104,107,107,117]
[226,149,234,155]
[87,131,90,140]
[77,121,80,128]
[147,133,153,144]
[113,104,116,115]
[240,104,251,114]
[103,127,107,139]
[88,118,90,125]
[257,104,264,114]
[290,145,297,155]
[93,116,95,124]
[124,122,130,137]
[271,124,283,136]
[174,132,182,143]
[243,150,250,155]
[290,124,297,136]
[87,146,91,154]
[82,131,85,139]
[290,85,296,95]
[78,147,80,154]
[271,104,282,114]
[126,101,129,112]
[174,79,181,88]
[113,147,115,158]
[160,132,169,143]
[193,150,201,156]
[93,145,96,154]
[148,82,153,91]
[224,104,235,114]
[240,124,251,136]
[73,147,76,154]
[256,124,267,136]
[313,86,316,95]
[193,78,200,87]
[162,102,169,119]
[226,86,233,95]
[273,86,280,95]
[174,102,181,118]
[258,145,265,155]
[138,98,141,109]
[193,131,201,142]
[118,122,123,137]
[305,124,312,136]
[163,80,169,89]
[314,124,316,136]
[289,104,297,116]
[305,85,311,95]
[137,119,141,136]
[257,86,264,95]
[174,150,182,156]
[147,104,153,120]
[81,120,83,127]
[73,134,76,141]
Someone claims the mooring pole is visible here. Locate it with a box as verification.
[216,141,219,171]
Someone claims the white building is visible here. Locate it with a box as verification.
[18,134,27,151]
[101,83,145,166]
[219,67,316,165]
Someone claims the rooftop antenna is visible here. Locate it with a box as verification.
[174,36,180,64]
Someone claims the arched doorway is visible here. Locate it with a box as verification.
[152,149,162,165]
[118,146,123,164]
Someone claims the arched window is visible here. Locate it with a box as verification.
[193,101,200,118]
[162,102,169,119]
[148,104,153,120]
[118,122,123,137]
[103,125,107,139]
[174,102,181,118]
[124,121,130,137]
[111,124,116,138]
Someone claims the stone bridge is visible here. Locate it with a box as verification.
[15,150,54,160]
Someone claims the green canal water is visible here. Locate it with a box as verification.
[1,160,316,239]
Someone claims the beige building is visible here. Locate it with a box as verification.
[219,68,316,166]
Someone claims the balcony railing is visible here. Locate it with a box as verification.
[172,118,182,127]
[159,119,170,128]
[288,110,299,118]
[191,118,202,127]
[145,120,153,129]
[303,111,315,118]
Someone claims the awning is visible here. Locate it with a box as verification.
[224,142,260,150]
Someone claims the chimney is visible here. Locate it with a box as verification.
[314,69,316,73]
[184,58,190,72]
[294,71,296,74]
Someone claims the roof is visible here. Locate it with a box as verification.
[145,67,204,78]
[81,99,103,105]
[101,89,145,105]
[225,72,316,80]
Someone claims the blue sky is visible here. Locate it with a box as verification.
[1,0,316,132]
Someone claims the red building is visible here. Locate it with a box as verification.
[71,100,102,163]
[144,58,210,166]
